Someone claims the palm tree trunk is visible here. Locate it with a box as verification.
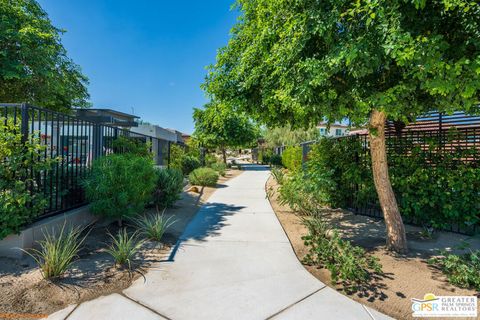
[222,147,227,164]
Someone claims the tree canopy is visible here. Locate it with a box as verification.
[204,0,480,127]
[193,102,259,158]
[0,0,89,111]
[262,125,320,148]
[203,0,480,253]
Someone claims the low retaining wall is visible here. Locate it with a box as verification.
[0,206,96,259]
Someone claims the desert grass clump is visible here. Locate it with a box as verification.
[132,210,176,242]
[22,224,86,280]
[270,166,285,185]
[106,229,144,269]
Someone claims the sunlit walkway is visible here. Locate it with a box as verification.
[48,164,390,320]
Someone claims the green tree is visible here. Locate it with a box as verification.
[193,102,259,163]
[262,124,320,148]
[0,0,89,110]
[204,0,480,253]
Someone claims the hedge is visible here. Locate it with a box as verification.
[282,146,303,171]
[304,136,480,231]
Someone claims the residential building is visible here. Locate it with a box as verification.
[317,122,349,137]
[131,124,178,143]
[75,108,139,129]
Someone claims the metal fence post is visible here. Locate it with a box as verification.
[167,141,171,168]
[92,124,102,160]
[20,103,29,142]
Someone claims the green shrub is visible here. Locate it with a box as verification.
[281,146,302,171]
[181,155,201,175]
[106,229,144,269]
[269,154,283,166]
[131,210,176,242]
[169,144,186,171]
[205,153,217,167]
[22,224,86,279]
[278,168,333,215]
[261,149,272,164]
[302,216,382,288]
[84,154,156,224]
[305,135,480,230]
[306,138,369,208]
[153,168,184,208]
[429,251,480,290]
[169,144,201,175]
[389,141,480,230]
[0,118,54,240]
[112,136,152,157]
[260,150,283,166]
[189,167,219,187]
[210,162,227,176]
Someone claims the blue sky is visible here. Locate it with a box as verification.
[37,0,239,133]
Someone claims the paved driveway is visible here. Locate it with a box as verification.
[49,165,391,320]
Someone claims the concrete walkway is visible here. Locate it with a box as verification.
[49,165,391,320]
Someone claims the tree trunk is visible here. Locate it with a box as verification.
[222,147,227,164]
[369,109,408,253]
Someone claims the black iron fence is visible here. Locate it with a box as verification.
[1,103,174,221]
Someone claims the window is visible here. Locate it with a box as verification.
[335,129,343,136]
[61,135,89,164]
[320,128,326,135]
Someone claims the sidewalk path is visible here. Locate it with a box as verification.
[49,165,391,320]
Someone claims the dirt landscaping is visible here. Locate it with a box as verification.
[266,175,480,320]
[0,169,242,317]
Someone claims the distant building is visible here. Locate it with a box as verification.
[317,122,349,137]
[131,124,179,143]
[75,108,139,129]
[181,133,192,144]
[348,128,368,135]
[167,129,186,145]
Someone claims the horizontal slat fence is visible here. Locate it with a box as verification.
[264,112,480,234]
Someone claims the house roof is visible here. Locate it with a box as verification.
[317,122,350,128]
[74,108,139,127]
[77,108,140,119]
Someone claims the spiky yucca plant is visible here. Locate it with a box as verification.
[22,224,86,279]
[106,229,144,269]
[131,210,176,242]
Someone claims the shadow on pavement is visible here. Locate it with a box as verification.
[166,202,246,262]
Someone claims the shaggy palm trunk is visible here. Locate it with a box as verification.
[222,147,227,164]
[369,109,408,253]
